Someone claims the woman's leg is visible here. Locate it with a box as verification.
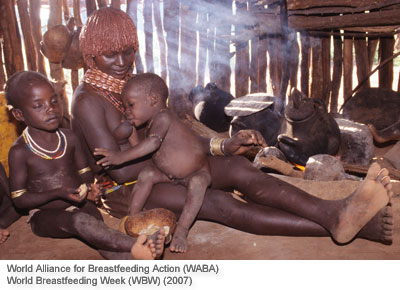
[146,182,393,244]
[207,156,392,243]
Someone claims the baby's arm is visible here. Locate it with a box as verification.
[94,111,172,167]
[8,142,86,210]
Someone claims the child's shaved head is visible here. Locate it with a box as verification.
[124,73,168,101]
[5,71,52,109]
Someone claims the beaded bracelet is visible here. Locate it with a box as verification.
[210,137,225,156]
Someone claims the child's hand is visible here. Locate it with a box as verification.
[94,148,124,166]
[86,183,103,205]
[66,184,87,203]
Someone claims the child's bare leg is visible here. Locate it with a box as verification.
[170,171,211,253]
[331,163,392,243]
[129,165,170,215]
[131,235,156,260]
[0,190,21,244]
[147,228,166,258]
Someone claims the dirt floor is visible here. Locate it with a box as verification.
[1,176,399,260]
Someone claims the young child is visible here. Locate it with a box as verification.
[94,73,212,253]
[6,71,165,259]
[0,163,20,244]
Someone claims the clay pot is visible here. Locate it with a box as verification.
[120,208,176,239]
[40,25,72,63]
[62,27,84,70]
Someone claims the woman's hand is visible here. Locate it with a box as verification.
[86,183,103,205]
[94,148,124,166]
[223,130,267,156]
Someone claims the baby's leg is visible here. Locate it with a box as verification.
[0,189,21,244]
[170,169,211,253]
[129,164,170,215]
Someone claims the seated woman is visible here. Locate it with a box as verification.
[0,163,20,244]
[71,7,394,248]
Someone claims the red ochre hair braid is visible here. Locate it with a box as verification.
[79,7,139,68]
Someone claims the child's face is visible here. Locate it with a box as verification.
[15,80,62,131]
[122,88,155,127]
[93,47,136,79]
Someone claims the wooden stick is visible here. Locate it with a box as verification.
[164,0,179,90]
[96,0,107,8]
[85,0,96,18]
[16,0,37,71]
[354,35,370,89]
[234,1,249,98]
[258,37,268,92]
[30,0,47,75]
[143,0,154,73]
[343,162,400,181]
[343,36,353,102]
[110,0,120,9]
[300,33,310,96]
[310,36,323,100]
[321,36,331,106]
[330,31,342,113]
[62,0,70,22]
[73,0,83,27]
[289,35,299,90]
[379,37,394,89]
[126,0,144,74]
[368,38,378,70]
[71,69,79,92]
[0,40,6,89]
[0,0,24,77]
[197,5,207,86]
[180,2,197,93]
[152,0,167,81]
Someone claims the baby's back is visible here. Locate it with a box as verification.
[152,112,208,179]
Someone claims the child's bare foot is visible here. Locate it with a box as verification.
[169,231,188,253]
[148,229,166,258]
[358,205,393,245]
[332,163,392,244]
[0,228,10,244]
[130,235,156,260]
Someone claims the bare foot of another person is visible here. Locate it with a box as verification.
[358,205,393,245]
[169,227,188,253]
[0,228,10,244]
[130,235,156,260]
[368,124,391,143]
[332,163,393,244]
[147,229,166,258]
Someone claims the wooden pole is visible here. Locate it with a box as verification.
[153,0,167,81]
[354,35,370,89]
[110,0,120,9]
[379,36,394,89]
[235,1,249,98]
[85,0,97,17]
[0,0,24,77]
[321,36,331,105]
[62,0,70,21]
[250,37,259,93]
[300,33,310,96]
[258,37,268,92]
[16,0,37,71]
[73,0,83,27]
[96,0,107,8]
[310,36,323,99]
[210,0,232,92]
[367,37,378,70]
[180,1,197,92]
[289,35,299,90]
[330,32,343,113]
[143,0,154,72]
[0,40,6,89]
[343,36,353,102]
[126,0,144,73]
[197,3,207,86]
[164,0,180,92]
[30,0,47,75]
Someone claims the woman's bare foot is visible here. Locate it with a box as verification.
[0,228,10,244]
[368,124,392,143]
[130,235,156,260]
[147,229,166,258]
[332,163,393,244]
[358,205,393,245]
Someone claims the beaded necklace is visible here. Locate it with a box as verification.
[83,68,131,114]
[23,128,67,160]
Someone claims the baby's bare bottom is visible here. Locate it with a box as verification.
[129,163,211,253]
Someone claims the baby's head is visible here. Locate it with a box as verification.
[122,73,168,127]
[5,71,62,130]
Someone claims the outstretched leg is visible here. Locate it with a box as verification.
[170,169,211,253]
[30,202,160,259]
[368,120,400,143]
